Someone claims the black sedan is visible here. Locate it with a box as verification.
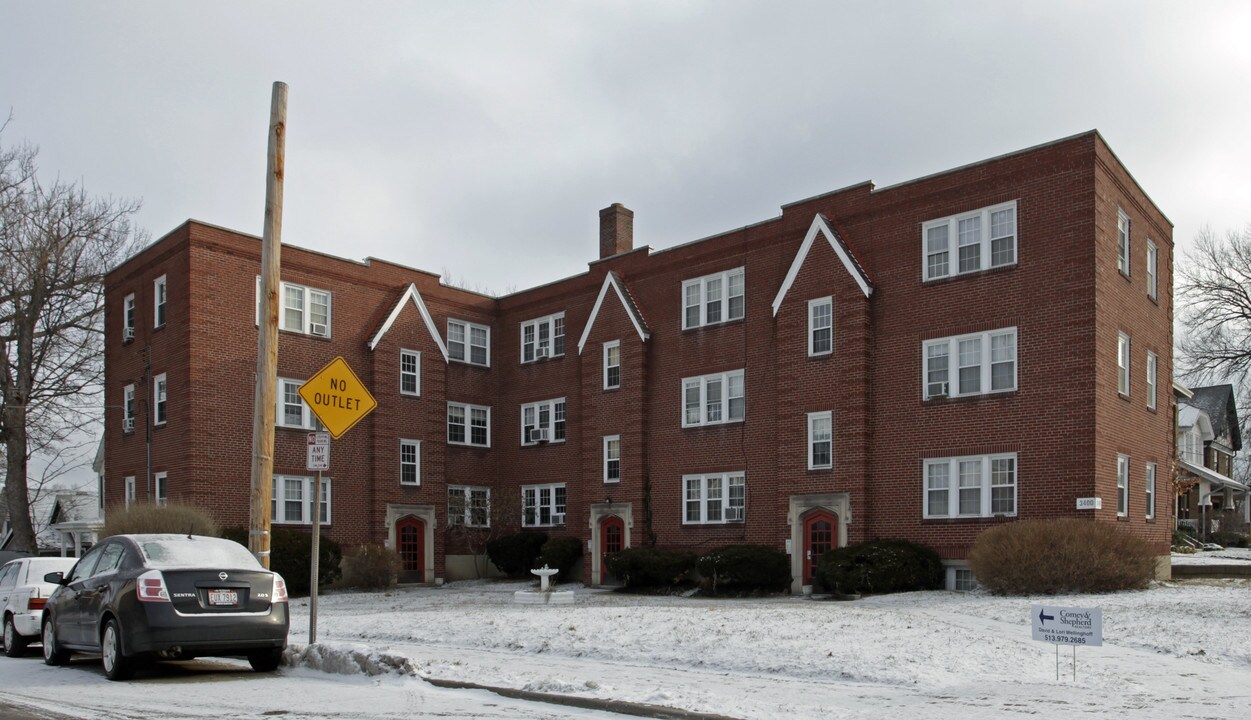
[41,534,289,680]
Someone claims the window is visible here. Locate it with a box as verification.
[1145,462,1156,520]
[1117,209,1131,275]
[272,475,331,524]
[809,297,833,356]
[123,384,136,432]
[682,267,745,329]
[447,319,489,366]
[125,476,136,509]
[256,279,332,336]
[683,473,746,524]
[448,485,490,527]
[1146,240,1157,300]
[448,402,490,447]
[604,340,621,390]
[153,373,167,425]
[154,472,168,506]
[400,439,421,485]
[1117,332,1130,396]
[682,370,745,427]
[521,313,566,362]
[1117,455,1129,517]
[400,349,420,396]
[123,293,136,340]
[1180,428,1202,465]
[276,378,324,430]
[924,454,1016,518]
[808,411,832,470]
[947,567,978,592]
[923,201,1016,281]
[153,275,167,327]
[923,328,1016,399]
[521,398,565,445]
[522,483,566,527]
[604,435,621,483]
[1146,351,1157,410]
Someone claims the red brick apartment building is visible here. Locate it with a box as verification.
[103,131,1175,591]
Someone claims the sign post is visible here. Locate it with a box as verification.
[297,359,376,645]
[1031,604,1102,680]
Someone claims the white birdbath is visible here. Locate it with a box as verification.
[532,566,559,592]
[513,565,575,605]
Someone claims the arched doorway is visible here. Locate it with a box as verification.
[396,516,425,584]
[802,509,838,585]
[599,515,625,585]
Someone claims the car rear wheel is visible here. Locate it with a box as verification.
[4,616,29,657]
[42,619,69,666]
[101,620,135,681]
[248,647,283,672]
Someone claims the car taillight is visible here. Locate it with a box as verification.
[26,597,47,611]
[137,569,171,602]
[271,574,288,603]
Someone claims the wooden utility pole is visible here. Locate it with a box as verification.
[249,81,288,568]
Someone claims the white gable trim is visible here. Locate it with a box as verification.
[367,283,449,362]
[772,214,871,317]
[577,273,650,354]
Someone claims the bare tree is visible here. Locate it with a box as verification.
[446,486,523,578]
[1,125,144,552]
[1177,225,1251,388]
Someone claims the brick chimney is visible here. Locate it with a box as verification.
[599,203,634,259]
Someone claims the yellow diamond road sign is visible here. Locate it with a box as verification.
[297,357,378,440]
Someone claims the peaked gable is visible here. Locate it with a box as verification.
[366,283,449,362]
[577,271,651,354]
[772,214,873,317]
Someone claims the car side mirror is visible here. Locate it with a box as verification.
[44,571,66,585]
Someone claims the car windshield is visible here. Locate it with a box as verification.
[139,536,261,570]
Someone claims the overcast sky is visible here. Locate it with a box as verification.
[3,1,1250,295]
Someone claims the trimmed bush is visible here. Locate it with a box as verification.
[968,518,1156,595]
[696,544,790,593]
[101,503,218,538]
[1212,530,1249,549]
[222,527,342,595]
[338,544,400,589]
[604,547,696,589]
[536,537,583,581]
[816,539,944,595]
[486,531,549,578]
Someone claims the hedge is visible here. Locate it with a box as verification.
[816,539,944,595]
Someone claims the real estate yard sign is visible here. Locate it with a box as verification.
[1032,604,1102,681]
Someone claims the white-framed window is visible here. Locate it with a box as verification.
[923,328,1016,399]
[448,485,490,527]
[682,369,745,427]
[123,384,136,433]
[521,398,566,445]
[808,297,833,356]
[1117,454,1129,517]
[400,439,421,485]
[923,201,1017,281]
[272,475,331,525]
[153,275,167,327]
[924,454,1017,518]
[1180,427,1202,465]
[604,340,621,390]
[448,319,490,366]
[682,267,745,329]
[448,402,491,447]
[123,293,136,340]
[1146,240,1157,300]
[1145,462,1156,520]
[1117,208,1131,276]
[683,472,746,524]
[946,566,978,592]
[808,411,832,469]
[154,472,168,506]
[400,349,420,396]
[604,435,621,483]
[153,373,167,425]
[1117,332,1131,396]
[124,476,136,509]
[255,278,331,337]
[276,378,324,430]
[521,313,566,362]
[1146,351,1157,410]
[522,483,566,527]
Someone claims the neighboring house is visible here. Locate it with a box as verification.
[1175,383,1249,537]
[102,131,1174,591]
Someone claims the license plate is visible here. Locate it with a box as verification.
[208,589,238,606]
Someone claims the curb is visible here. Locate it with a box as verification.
[423,677,742,720]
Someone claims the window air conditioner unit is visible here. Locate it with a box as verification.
[310,322,328,337]
[552,513,565,525]
[930,382,949,399]
[529,428,549,443]
[123,327,135,342]
[123,417,135,433]
[535,346,550,360]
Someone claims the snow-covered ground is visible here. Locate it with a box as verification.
[1172,547,1251,565]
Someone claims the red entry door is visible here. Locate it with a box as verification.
[600,515,625,585]
[396,516,424,584]
[803,510,838,584]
